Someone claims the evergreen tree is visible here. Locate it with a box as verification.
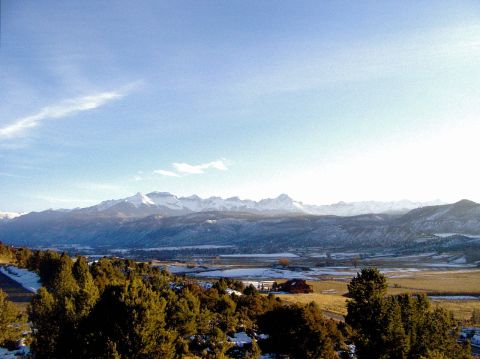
[82,278,177,358]
[259,302,342,358]
[346,268,390,358]
[72,256,99,318]
[0,289,25,347]
[346,268,471,359]
[29,287,59,358]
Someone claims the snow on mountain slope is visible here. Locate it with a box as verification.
[2,199,479,257]
[68,192,443,218]
[0,212,24,221]
[305,199,444,216]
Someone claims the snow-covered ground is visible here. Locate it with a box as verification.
[0,346,29,358]
[191,266,428,280]
[228,332,252,347]
[434,233,480,238]
[194,267,318,280]
[138,245,234,251]
[226,288,243,296]
[220,252,298,258]
[165,265,218,274]
[0,266,41,293]
[429,295,480,301]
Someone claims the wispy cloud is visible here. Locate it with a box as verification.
[153,169,180,177]
[173,160,228,174]
[0,90,124,140]
[153,159,229,177]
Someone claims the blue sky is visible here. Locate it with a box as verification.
[1,1,480,212]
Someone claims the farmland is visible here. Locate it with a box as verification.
[275,269,480,321]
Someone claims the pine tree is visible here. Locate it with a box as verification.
[29,287,59,358]
[83,278,177,358]
[346,268,389,358]
[0,289,25,347]
[259,302,342,358]
[346,268,471,359]
[72,256,99,318]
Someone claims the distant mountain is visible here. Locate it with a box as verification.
[397,199,480,234]
[306,199,444,216]
[47,192,442,218]
[71,192,305,218]
[0,197,478,260]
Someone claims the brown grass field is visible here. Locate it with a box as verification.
[274,269,480,322]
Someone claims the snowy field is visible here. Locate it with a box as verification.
[220,252,298,258]
[0,346,29,358]
[429,295,480,301]
[111,245,235,253]
[191,266,426,280]
[0,266,41,293]
[434,233,480,238]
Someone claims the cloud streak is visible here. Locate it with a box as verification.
[154,159,229,177]
[0,90,124,140]
[153,169,180,177]
[173,160,228,174]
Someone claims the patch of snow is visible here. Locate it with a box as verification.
[226,288,243,296]
[451,256,467,264]
[109,249,130,254]
[309,253,327,258]
[0,212,24,220]
[0,348,15,358]
[220,253,298,258]
[228,332,252,347]
[429,295,480,301]
[194,267,316,280]
[421,263,476,268]
[0,266,41,293]
[125,192,155,207]
[434,233,480,239]
[141,245,234,251]
[165,265,209,274]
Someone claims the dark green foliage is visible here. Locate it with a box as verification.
[259,302,344,358]
[0,289,26,347]
[213,277,244,293]
[81,278,176,358]
[2,246,475,359]
[26,251,341,358]
[346,268,471,359]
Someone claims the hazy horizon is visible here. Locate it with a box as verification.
[2,1,480,212]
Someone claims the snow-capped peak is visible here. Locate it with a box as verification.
[257,194,305,212]
[83,192,444,218]
[125,192,155,207]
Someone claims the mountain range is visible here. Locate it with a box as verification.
[20,192,443,218]
[0,193,479,261]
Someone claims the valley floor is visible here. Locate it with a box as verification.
[274,269,480,322]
